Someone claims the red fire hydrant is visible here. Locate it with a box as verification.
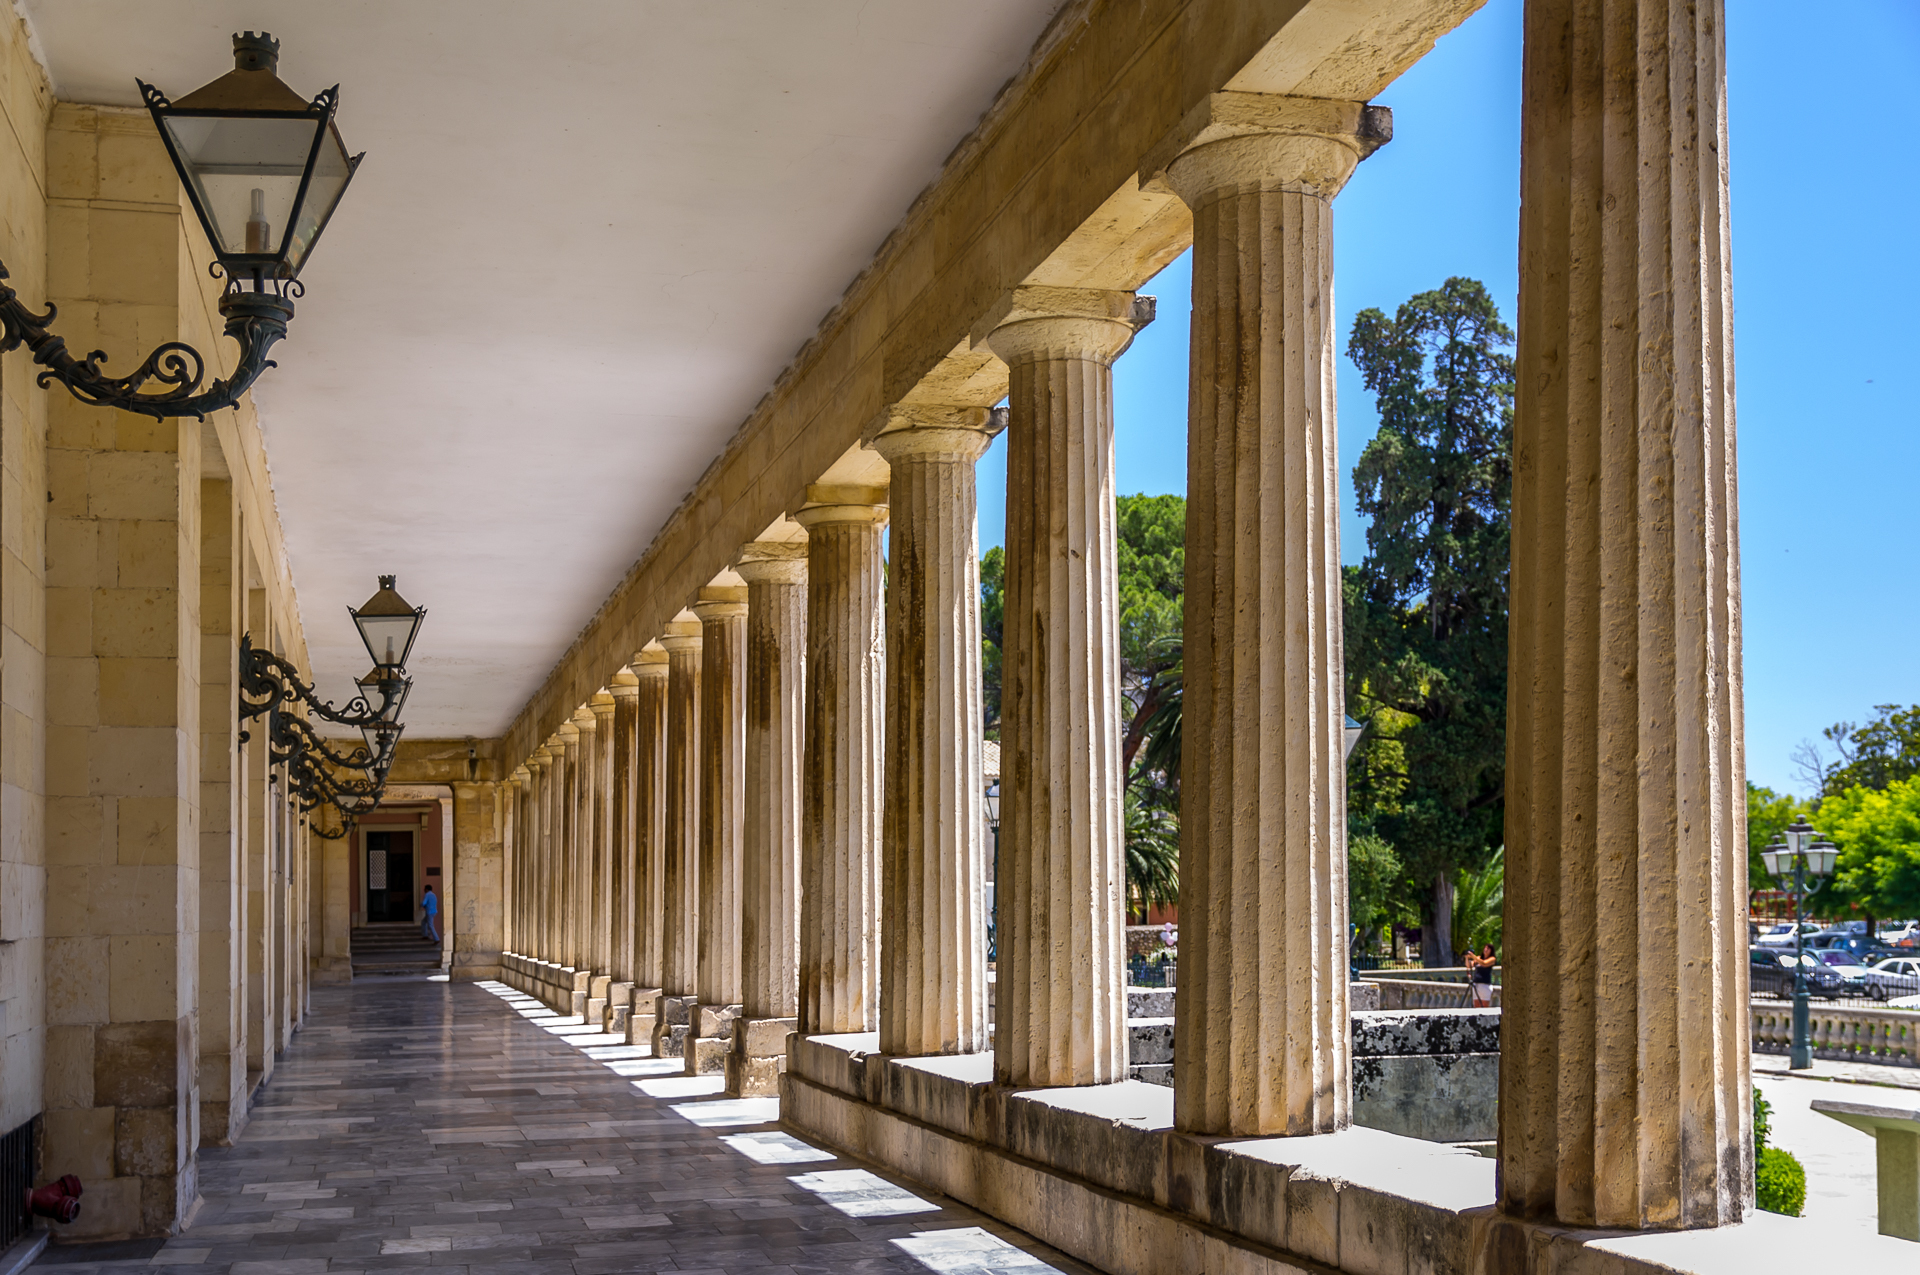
[25,1174,83,1223]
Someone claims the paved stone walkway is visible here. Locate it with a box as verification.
[49,978,1097,1275]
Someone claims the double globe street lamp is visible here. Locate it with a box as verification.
[240,577,426,837]
[0,31,359,418]
[1760,818,1840,1070]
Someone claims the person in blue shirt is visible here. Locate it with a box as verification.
[421,883,440,944]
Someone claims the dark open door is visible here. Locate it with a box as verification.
[366,829,415,923]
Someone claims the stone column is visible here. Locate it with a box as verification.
[1149,93,1387,1136]
[985,290,1143,1087]
[629,644,670,1045]
[729,540,807,1095]
[506,768,528,963]
[688,578,748,1074]
[871,406,995,1057]
[607,674,638,1034]
[541,737,567,1005]
[585,694,616,1025]
[558,718,586,1014]
[197,477,248,1142]
[653,613,702,1058]
[1497,0,1746,1233]
[528,748,554,973]
[795,492,888,1036]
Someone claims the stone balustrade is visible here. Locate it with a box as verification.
[1752,1001,1920,1068]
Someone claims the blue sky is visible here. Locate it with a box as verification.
[976,0,1920,798]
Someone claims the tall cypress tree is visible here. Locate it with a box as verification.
[1344,277,1512,965]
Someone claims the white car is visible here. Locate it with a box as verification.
[1869,956,1920,1000]
[1754,922,1821,947]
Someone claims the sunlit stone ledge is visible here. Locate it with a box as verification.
[779,1032,1909,1275]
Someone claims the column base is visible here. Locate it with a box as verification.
[724,1016,796,1096]
[627,986,663,1047]
[606,981,634,1034]
[569,967,591,1018]
[685,1003,743,1076]
[586,973,612,1026]
[652,994,696,1058]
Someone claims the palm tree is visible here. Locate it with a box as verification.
[1124,785,1179,920]
[1451,845,1504,960]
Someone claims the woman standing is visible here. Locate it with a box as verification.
[1465,942,1496,1007]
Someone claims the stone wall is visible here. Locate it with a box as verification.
[0,10,320,1236]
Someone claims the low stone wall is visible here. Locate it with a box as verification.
[1352,1010,1499,1144]
[499,951,589,1015]
[779,1031,1847,1275]
[1365,977,1501,1010]
[1751,1000,1920,1067]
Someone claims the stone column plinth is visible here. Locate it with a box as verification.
[607,674,638,1034]
[1149,94,1388,1136]
[629,644,669,1045]
[653,614,703,1059]
[985,290,1143,1087]
[688,580,748,1075]
[1496,0,1747,1233]
[872,406,995,1057]
[795,491,888,1035]
[729,541,807,1096]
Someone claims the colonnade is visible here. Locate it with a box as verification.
[503,0,1748,1234]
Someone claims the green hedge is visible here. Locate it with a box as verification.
[1757,1146,1806,1216]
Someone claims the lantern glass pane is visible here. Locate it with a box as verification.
[284,124,354,275]
[1761,848,1783,877]
[162,114,321,258]
[355,612,421,669]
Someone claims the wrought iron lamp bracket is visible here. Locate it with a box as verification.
[0,265,291,421]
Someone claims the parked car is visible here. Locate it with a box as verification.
[1880,923,1920,948]
[1869,956,1920,1000]
[1812,950,1879,997]
[1749,947,1845,999]
[1754,922,1821,947]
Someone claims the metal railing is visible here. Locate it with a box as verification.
[0,1116,35,1251]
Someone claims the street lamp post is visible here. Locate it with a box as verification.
[1761,818,1839,1070]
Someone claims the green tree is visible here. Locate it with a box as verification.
[1124,785,1180,918]
[1451,846,1504,960]
[1814,777,1920,921]
[1344,277,1514,966]
[980,546,1005,738]
[1347,832,1403,955]
[1747,782,1809,891]
[1797,704,1920,798]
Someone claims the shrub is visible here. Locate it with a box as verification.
[1756,1146,1806,1216]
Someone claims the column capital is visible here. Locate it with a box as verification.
[555,721,581,745]
[1141,91,1391,206]
[529,747,554,770]
[633,640,671,676]
[610,668,641,700]
[735,540,808,587]
[795,492,888,530]
[978,286,1151,366]
[590,690,616,721]
[660,612,704,654]
[693,578,749,620]
[864,403,1000,465]
[571,705,598,733]
[511,765,531,785]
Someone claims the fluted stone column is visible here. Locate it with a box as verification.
[629,644,670,1046]
[729,541,807,1096]
[1496,0,1746,1234]
[506,768,527,963]
[653,613,703,1058]
[688,579,748,1075]
[1151,94,1388,1136]
[607,673,639,1034]
[795,491,888,1035]
[585,694,616,1025]
[986,290,1142,1087]
[562,716,589,1016]
[872,406,994,1057]
[530,745,556,974]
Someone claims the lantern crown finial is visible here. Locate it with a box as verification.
[233,32,280,74]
